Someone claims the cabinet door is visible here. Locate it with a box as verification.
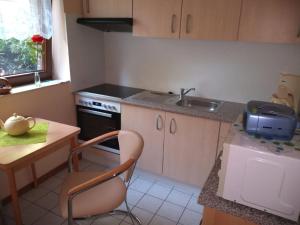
[63,0,83,15]
[164,112,220,187]
[239,0,300,43]
[121,104,165,174]
[180,0,242,40]
[83,0,132,18]
[133,0,182,38]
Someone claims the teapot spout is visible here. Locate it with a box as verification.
[0,119,4,129]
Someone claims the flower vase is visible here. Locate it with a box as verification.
[34,72,41,87]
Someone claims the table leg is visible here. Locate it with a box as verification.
[70,137,79,172]
[6,169,22,225]
[30,163,38,188]
[0,199,5,225]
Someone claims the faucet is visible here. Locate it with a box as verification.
[179,88,195,101]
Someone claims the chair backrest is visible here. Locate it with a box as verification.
[118,130,144,182]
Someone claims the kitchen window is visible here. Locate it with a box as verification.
[0,0,52,86]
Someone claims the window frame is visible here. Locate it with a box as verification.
[2,39,52,87]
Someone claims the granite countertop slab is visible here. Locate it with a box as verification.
[198,157,299,225]
[122,91,245,123]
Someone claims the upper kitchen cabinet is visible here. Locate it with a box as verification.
[63,0,132,17]
[63,0,83,15]
[82,0,133,17]
[180,0,242,40]
[239,0,300,43]
[133,0,183,38]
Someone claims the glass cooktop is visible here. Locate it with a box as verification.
[79,83,144,99]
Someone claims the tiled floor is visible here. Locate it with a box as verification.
[2,159,203,225]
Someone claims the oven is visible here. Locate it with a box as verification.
[75,95,121,154]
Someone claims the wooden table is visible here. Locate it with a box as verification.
[0,119,80,225]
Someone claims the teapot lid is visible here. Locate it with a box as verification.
[7,113,25,122]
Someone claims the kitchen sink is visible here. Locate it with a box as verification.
[176,98,223,112]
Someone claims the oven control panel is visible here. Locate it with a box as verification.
[75,95,121,113]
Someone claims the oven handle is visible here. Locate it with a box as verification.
[78,108,112,118]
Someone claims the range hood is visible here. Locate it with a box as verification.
[77,18,133,32]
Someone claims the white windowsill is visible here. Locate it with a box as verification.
[0,80,70,97]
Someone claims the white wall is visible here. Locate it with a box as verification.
[104,33,300,103]
[66,15,105,91]
[52,0,71,81]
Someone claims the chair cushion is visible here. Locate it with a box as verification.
[59,171,126,218]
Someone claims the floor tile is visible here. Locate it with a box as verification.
[186,197,204,213]
[92,215,121,225]
[147,183,172,200]
[79,159,93,170]
[39,176,62,191]
[155,177,177,189]
[54,168,68,180]
[173,183,201,196]
[53,184,62,194]
[22,187,49,203]
[166,190,192,207]
[124,207,154,225]
[3,198,31,218]
[61,217,95,225]
[21,203,47,225]
[126,189,144,205]
[116,202,134,211]
[149,215,177,225]
[35,192,58,210]
[179,209,202,225]
[136,195,163,213]
[83,164,108,172]
[50,204,62,217]
[156,201,184,222]
[129,178,153,193]
[2,216,16,225]
[32,212,64,225]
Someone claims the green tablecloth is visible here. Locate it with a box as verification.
[0,122,49,147]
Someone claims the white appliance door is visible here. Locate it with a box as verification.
[241,158,294,215]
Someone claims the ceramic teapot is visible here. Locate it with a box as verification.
[0,113,36,136]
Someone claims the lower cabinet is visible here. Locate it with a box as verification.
[121,104,220,187]
[121,104,165,174]
[164,112,220,186]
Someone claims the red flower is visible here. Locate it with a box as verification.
[31,35,44,43]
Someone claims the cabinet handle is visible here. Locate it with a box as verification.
[297,28,300,38]
[156,115,163,131]
[171,14,177,33]
[169,118,177,135]
[186,14,192,34]
[86,0,90,13]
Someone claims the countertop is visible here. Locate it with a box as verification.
[123,91,245,123]
[198,156,299,225]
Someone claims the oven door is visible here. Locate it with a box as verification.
[76,105,121,154]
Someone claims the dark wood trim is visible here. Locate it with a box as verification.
[4,39,53,87]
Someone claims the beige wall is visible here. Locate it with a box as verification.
[0,83,76,198]
[104,33,300,103]
[65,14,106,91]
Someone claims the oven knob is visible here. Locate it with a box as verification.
[108,106,112,110]
[104,105,107,109]
[112,106,116,111]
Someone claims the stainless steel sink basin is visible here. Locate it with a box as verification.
[176,98,223,112]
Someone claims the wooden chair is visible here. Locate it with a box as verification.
[59,130,144,225]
